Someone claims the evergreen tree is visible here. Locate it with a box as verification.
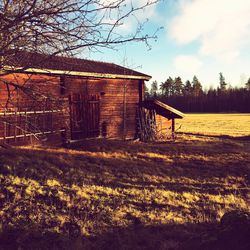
[158,75,250,113]
[245,78,250,91]
[173,76,184,96]
[144,84,150,99]
[184,80,192,96]
[160,77,173,97]
[192,75,203,97]
[219,72,227,91]
[150,80,158,98]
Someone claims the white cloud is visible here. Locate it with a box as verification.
[169,0,250,62]
[101,0,158,32]
[174,55,202,74]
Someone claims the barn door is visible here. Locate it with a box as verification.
[69,94,100,140]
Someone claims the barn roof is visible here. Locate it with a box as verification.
[2,51,151,80]
[143,99,185,119]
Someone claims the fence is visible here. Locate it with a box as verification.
[0,108,65,144]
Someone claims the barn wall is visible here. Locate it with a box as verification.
[155,114,172,138]
[0,74,19,110]
[64,77,141,139]
[0,73,61,110]
[0,73,142,142]
[0,73,67,145]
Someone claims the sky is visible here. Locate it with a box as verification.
[88,0,250,89]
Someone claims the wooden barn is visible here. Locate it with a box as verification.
[0,51,184,145]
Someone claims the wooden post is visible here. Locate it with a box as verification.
[14,108,17,143]
[42,100,46,136]
[24,109,27,143]
[123,82,127,140]
[3,110,6,143]
[61,96,71,142]
[138,80,144,104]
[171,118,175,139]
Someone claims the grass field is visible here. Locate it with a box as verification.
[176,113,250,137]
[0,114,250,249]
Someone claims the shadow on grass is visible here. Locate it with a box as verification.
[0,137,249,195]
[178,132,250,141]
[0,138,249,250]
[1,220,249,250]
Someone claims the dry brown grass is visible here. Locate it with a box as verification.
[176,113,250,137]
[0,134,249,249]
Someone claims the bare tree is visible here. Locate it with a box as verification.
[0,0,160,69]
[0,0,161,103]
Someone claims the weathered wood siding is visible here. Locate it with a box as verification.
[0,73,67,144]
[155,114,172,137]
[0,73,60,111]
[64,77,141,139]
[0,73,142,141]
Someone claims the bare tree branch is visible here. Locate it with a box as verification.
[0,0,161,62]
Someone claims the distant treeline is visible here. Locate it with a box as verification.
[146,73,250,113]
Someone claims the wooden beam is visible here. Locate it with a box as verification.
[153,99,185,118]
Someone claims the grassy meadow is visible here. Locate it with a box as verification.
[176,113,250,138]
[0,114,250,249]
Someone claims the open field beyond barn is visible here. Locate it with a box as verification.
[176,113,250,138]
[0,114,250,249]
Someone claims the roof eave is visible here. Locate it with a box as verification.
[153,99,185,118]
[1,66,152,81]
[142,99,185,119]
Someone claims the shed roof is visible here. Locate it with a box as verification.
[2,51,151,80]
[143,99,185,119]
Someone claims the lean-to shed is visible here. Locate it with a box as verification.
[141,99,185,140]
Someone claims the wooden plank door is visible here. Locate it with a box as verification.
[69,94,100,140]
